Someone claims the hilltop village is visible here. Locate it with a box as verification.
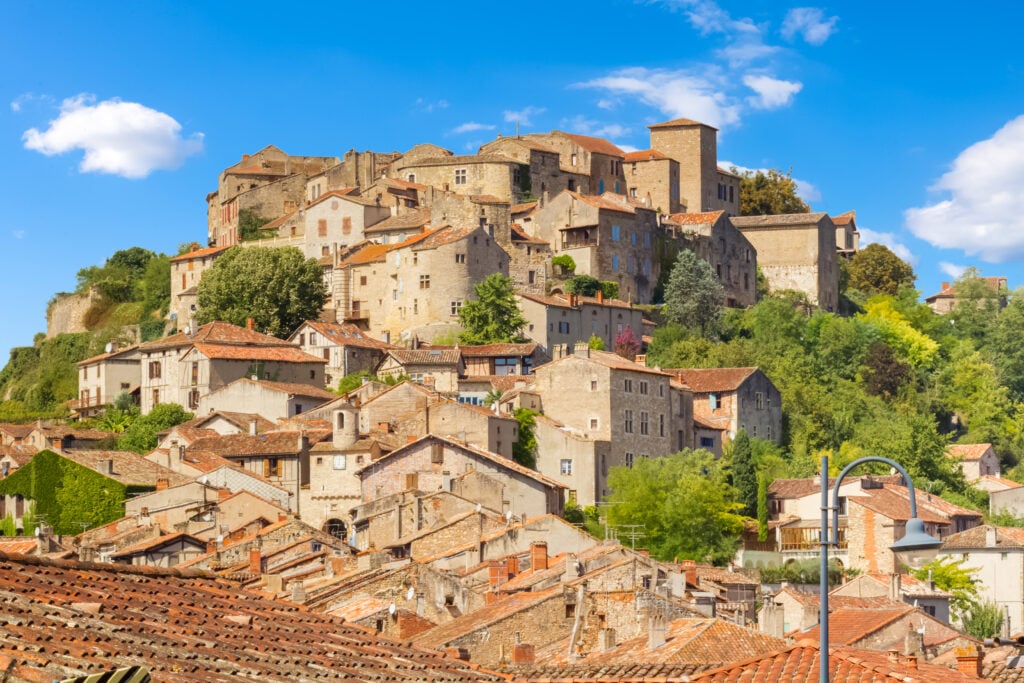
[0,119,1021,681]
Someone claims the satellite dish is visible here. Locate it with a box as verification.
[104,342,114,354]
[476,503,482,513]
[505,511,513,522]
[406,586,415,601]
[388,602,396,615]
[184,325,191,336]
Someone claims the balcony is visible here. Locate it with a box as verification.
[561,238,598,249]
[342,309,369,322]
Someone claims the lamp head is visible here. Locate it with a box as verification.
[891,517,942,569]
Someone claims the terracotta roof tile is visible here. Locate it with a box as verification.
[169,245,232,263]
[565,190,639,214]
[337,242,390,266]
[623,149,670,162]
[363,207,432,233]
[941,524,1024,549]
[554,131,626,157]
[511,200,539,215]
[664,211,725,226]
[946,443,994,461]
[731,212,831,228]
[648,117,716,130]
[516,291,635,310]
[386,349,462,366]
[296,321,393,349]
[229,378,337,400]
[190,343,325,364]
[666,367,758,392]
[61,450,189,487]
[831,210,856,226]
[0,424,34,439]
[76,344,142,366]
[187,430,331,457]
[140,321,295,351]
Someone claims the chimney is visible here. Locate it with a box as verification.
[955,646,983,678]
[903,623,924,656]
[297,430,309,452]
[565,554,583,581]
[246,317,255,331]
[986,526,997,548]
[511,643,535,664]
[102,459,115,475]
[942,282,950,291]
[530,541,548,571]
[249,548,262,576]
[507,554,519,577]
[249,419,258,436]
[290,581,306,603]
[444,647,470,661]
[266,573,283,593]
[648,613,667,649]
[900,654,919,670]
[598,628,616,651]
[682,559,697,587]
[889,572,902,601]
[156,478,169,491]
[597,289,604,303]
[218,488,232,501]
[488,560,509,588]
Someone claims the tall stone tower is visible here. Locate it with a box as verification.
[648,118,721,213]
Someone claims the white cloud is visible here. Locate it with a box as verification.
[859,227,917,266]
[22,94,203,179]
[721,161,821,202]
[560,116,632,140]
[781,7,839,45]
[11,230,25,240]
[743,74,803,109]
[939,262,967,279]
[10,92,54,113]
[576,67,740,130]
[618,144,640,154]
[503,106,546,126]
[415,98,449,113]
[451,121,495,134]
[905,115,1024,262]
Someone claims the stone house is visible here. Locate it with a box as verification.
[355,380,436,433]
[358,177,426,217]
[624,149,681,214]
[532,190,661,303]
[731,212,840,311]
[375,349,464,394]
[23,426,116,453]
[532,415,609,508]
[295,190,391,260]
[196,378,337,421]
[108,531,208,568]
[515,292,645,361]
[925,276,1009,314]
[477,136,589,198]
[647,118,740,214]
[945,443,1000,481]
[392,151,528,203]
[507,224,550,295]
[362,207,432,245]
[531,349,693,502]
[307,149,402,198]
[0,425,32,448]
[940,525,1024,633]
[667,367,782,443]
[74,343,142,416]
[137,321,325,414]
[356,434,565,519]
[335,225,509,344]
[168,245,231,328]
[0,445,34,479]
[521,131,626,197]
[288,320,394,388]
[831,572,952,624]
[207,145,339,247]
[693,415,726,457]
[662,211,758,308]
[832,210,861,258]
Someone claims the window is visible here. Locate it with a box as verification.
[590,380,598,391]
[612,255,619,271]
[767,425,772,439]
[333,455,346,470]
[611,225,621,241]
[419,275,430,289]
[630,187,637,198]
[455,253,466,264]
[639,380,648,395]
[700,436,715,448]
[640,411,649,435]
[568,179,576,191]
[631,232,637,246]
[558,321,570,334]
[148,361,162,379]
[571,153,578,166]
[624,379,633,393]
[413,299,418,315]
[318,219,327,237]
[560,459,573,475]
[729,185,735,203]
[709,393,719,410]
[342,217,352,235]
[756,392,765,410]
[151,389,160,406]
[360,275,368,286]
[188,389,200,410]
[528,270,536,284]
[626,452,634,468]
[454,169,467,185]
[590,418,599,429]
[450,300,463,316]
[624,410,634,433]
[644,233,651,248]
[744,273,750,290]
[407,173,416,183]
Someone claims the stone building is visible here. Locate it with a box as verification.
[392,151,528,203]
[478,136,589,198]
[667,367,782,443]
[945,443,1000,482]
[293,190,390,259]
[196,378,337,421]
[334,225,509,344]
[305,148,402,199]
[362,207,432,245]
[624,149,681,214]
[168,244,231,329]
[530,349,693,502]
[731,212,840,311]
[832,210,861,258]
[925,276,1009,314]
[532,191,661,303]
[516,292,645,361]
[647,118,740,214]
[287,320,394,388]
[521,131,627,197]
[137,321,325,414]
[74,343,141,417]
[663,211,758,307]
[207,145,339,247]
[357,176,426,216]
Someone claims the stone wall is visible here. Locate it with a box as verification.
[46,288,102,338]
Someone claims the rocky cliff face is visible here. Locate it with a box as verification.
[46,289,101,339]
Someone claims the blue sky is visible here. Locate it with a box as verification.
[2,1,1024,358]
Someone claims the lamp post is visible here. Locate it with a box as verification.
[818,455,942,683]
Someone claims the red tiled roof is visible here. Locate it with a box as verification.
[565,190,638,214]
[0,551,505,682]
[510,223,549,245]
[940,524,1024,549]
[925,276,1008,301]
[648,117,716,130]
[108,531,205,558]
[623,149,670,162]
[667,367,758,392]
[430,343,537,357]
[187,430,331,457]
[516,291,635,310]
[554,131,626,157]
[221,378,336,400]
[140,321,295,351]
[848,487,950,524]
[296,321,393,349]
[306,188,377,209]
[511,201,539,215]
[169,245,231,263]
[60,450,189,487]
[0,424,34,439]
[690,642,978,682]
[191,343,326,364]
[831,210,856,226]
[664,210,725,226]
[418,587,562,648]
[337,242,390,267]
[386,349,462,366]
[363,208,431,233]
[693,415,724,431]
[946,442,993,461]
[77,344,141,366]
[796,606,913,644]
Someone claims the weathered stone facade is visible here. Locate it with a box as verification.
[516,293,645,361]
[169,245,231,328]
[648,119,739,214]
[624,151,681,214]
[663,211,757,308]
[46,288,102,339]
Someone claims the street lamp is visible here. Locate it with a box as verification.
[818,455,942,683]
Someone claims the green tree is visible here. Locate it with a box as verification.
[664,250,724,338]
[458,274,527,344]
[551,254,576,275]
[238,208,272,241]
[0,514,14,537]
[336,370,372,395]
[730,429,757,517]
[512,408,538,469]
[605,451,744,564]
[961,600,1005,639]
[20,503,36,536]
[949,267,1004,345]
[96,408,133,434]
[196,246,326,338]
[565,274,601,296]
[912,557,979,620]
[757,472,769,541]
[587,334,605,351]
[735,167,810,216]
[847,243,916,296]
[139,254,171,316]
[117,403,193,454]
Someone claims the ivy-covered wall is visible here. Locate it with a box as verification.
[0,450,149,534]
